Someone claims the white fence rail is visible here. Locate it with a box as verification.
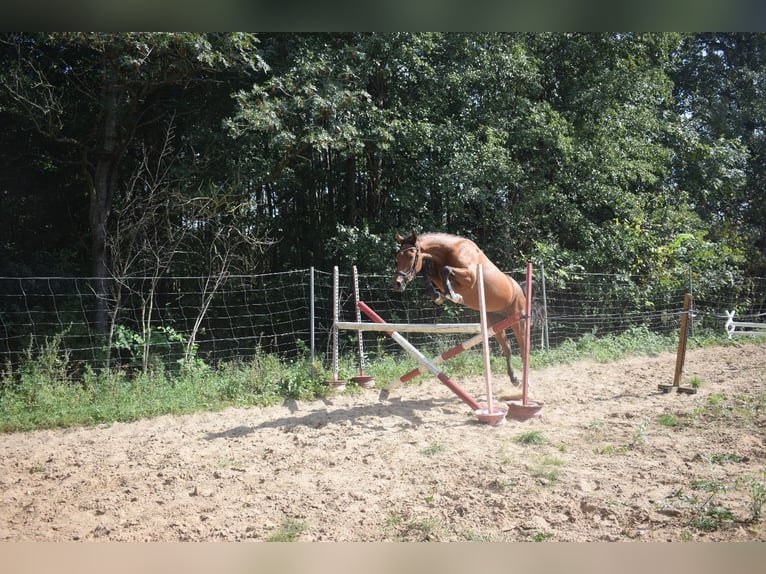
[725,310,766,338]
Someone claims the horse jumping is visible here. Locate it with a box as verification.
[392,231,527,387]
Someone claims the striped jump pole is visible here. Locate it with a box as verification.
[356,300,481,412]
[349,265,375,388]
[475,264,509,425]
[324,266,346,390]
[385,310,524,392]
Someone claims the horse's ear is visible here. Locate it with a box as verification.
[395,233,405,244]
[408,230,417,242]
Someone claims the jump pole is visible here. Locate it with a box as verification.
[356,300,482,412]
[324,266,346,391]
[475,264,509,425]
[350,265,375,388]
[385,310,524,392]
[506,262,544,421]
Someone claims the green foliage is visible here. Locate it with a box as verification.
[533,325,679,367]
[266,518,307,542]
[0,323,740,433]
[657,413,679,428]
[514,431,546,445]
[532,455,565,486]
[0,336,330,432]
[421,443,446,457]
[2,32,765,282]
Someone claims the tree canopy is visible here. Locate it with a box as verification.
[2,32,764,293]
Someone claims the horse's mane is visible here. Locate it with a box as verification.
[416,232,467,244]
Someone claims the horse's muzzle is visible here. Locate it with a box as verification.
[392,275,407,292]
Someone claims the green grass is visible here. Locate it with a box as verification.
[657,413,679,427]
[421,443,445,457]
[514,431,546,445]
[384,512,443,541]
[266,518,307,542]
[531,455,565,486]
[0,327,746,433]
[0,335,335,432]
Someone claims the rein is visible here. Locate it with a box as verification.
[394,243,420,281]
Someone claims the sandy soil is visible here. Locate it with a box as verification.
[1,342,765,542]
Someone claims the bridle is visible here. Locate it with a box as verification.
[394,243,420,283]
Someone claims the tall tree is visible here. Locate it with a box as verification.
[671,33,766,276]
[1,32,266,334]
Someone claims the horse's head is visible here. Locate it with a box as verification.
[392,230,421,292]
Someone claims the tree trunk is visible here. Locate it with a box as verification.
[88,52,123,341]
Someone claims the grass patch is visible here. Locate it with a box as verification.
[710,453,747,464]
[532,455,565,486]
[662,468,766,531]
[514,431,546,445]
[594,444,631,455]
[421,443,445,457]
[385,512,443,541]
[0,328,744,432]
[266,518,307,542]
[0,335,333,432]
[532,531,555,542]
[657,413,679,428]
[594,418,651,454]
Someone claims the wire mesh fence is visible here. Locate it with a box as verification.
[1,268,764,377]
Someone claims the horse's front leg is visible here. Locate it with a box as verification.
[429,280,446,305]
[439,266,464,304]
[423,271,445,305]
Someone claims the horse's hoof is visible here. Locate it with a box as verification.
[449,294,464,304]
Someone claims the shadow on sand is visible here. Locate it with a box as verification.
[204,395,466,441]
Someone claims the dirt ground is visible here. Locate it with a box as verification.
[1,342,765,542]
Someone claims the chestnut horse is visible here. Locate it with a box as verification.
[392,231,527,387]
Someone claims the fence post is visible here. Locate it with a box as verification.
[540,262,550,353]
[310,266,315,377]
[688,265,695,339]
[659,292,697,394]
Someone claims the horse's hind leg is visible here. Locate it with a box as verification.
[489,312,520,387]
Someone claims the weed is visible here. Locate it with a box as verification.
[421,443,445,457]
[385,511,442,541]
[738,471,766,522]
[629,418,650,448]
[594,444,630,455]
[266,518,307,542]
[691,478,728,493]
[710,453,746,464]
[689,506,735,532]
[487,478,518,492]
[396,517,442,541]
[532,531,554,542]
[514,431,546,445]
[657,413,679,427]
[532,456,565,486]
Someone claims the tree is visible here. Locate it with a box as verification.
[1,32,267,337]
[671,33,766,275]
